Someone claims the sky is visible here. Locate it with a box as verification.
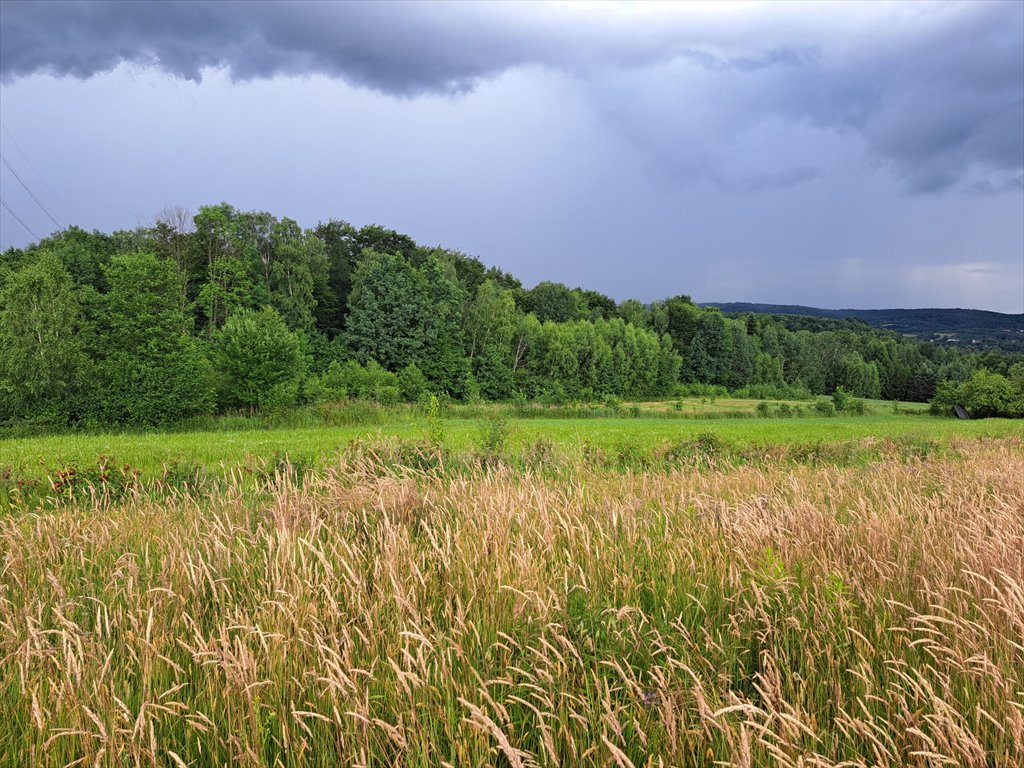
[1,0,1022,312]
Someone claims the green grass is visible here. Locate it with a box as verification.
[0,408,1017,477]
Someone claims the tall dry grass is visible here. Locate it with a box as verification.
[1,440,1022,766]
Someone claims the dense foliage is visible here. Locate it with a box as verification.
[929,366,1024,418]
[1,203,1020,426]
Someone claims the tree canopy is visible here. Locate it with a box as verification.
[1,202,1020,427]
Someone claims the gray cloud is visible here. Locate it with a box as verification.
[1,1,1022,312]
[2,1,1021,194]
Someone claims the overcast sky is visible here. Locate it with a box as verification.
[1,0,1022,312]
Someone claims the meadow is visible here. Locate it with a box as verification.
[1,405,1022,766]
[0,398,1016,483]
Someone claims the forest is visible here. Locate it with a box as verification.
[1,203,1022,427]
[706,303,1024,352]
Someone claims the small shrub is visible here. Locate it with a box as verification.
[371,384,401,406]
[421,394,445,446]
[263,381,299,415]
[45,455,141,502]
[540,383,568,406]
[814,398,836,417]
[603,395,623,413]
[475,414,509,464]
[298,374,329,405]
[398,363,429,403]
[692,431,728,459]
[463,371,482,404]
[615,438,650,469]
[832,386,866,415]
[511,390,528,414]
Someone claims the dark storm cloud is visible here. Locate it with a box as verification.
[2,0,1021,194]
[0,1,821,94]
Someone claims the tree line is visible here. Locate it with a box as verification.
[1,203,1021,426]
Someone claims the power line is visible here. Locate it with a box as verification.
[0,122,75,220]
[0,196,41,240]
[0,151,64,231]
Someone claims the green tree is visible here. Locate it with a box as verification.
[398,362,429,402]
[465,279,518,399]
[34,226,116,292]
[957,369,1022,418]
[524,281,586,323]
[312,218,358,336]
[214,307,305,410]
[267,219,327,333]
[617,299,648,328]
[194,204,258,339]
[344,250,430,372]
[93,252,214,424]
[0,252,91,424]
[656,333,682,394]
[419,254,469,395]
[152,205,201,312]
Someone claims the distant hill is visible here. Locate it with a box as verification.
[701,303,1024,353]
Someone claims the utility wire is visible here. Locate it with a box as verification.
[0,122,75,219]
[0,196,41,240]
[0,151,64,230]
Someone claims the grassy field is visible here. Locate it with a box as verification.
[1,438,1021,766]
[2,404,1022,765]
[0,406,1017,479]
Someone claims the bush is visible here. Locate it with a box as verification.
[511,390,529,413]
[814,398,837,417]
[299,374,326,405]
[420,393,445,446]
[398,363,429,403]
[320,359,401,402]
[539,383,568,406]
[615,437,650,469]
[263,380,300,414]
[475,414,509,464]
[371,384,402,406]
[950,369,1024,418]
[215,307,304,411]
[463,371,482,404]
[832,386,866,415]
[929,380,958,416]
[319,361,351,401]
[603,395,623,412]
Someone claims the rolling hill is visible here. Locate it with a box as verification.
[702,303,1024,353]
